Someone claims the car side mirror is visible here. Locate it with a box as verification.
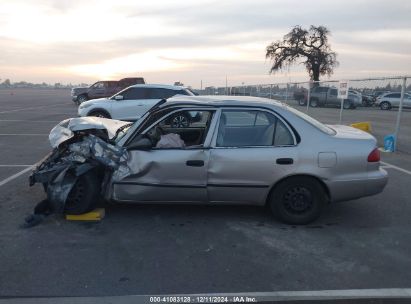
[127,138,152,150]
[114,95,124,100]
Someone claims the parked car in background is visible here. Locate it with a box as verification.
[373,90,390,99]
[78,84,195,122]
[294,88,308,105]
[301,86,362,109]
[376,92,411,110]
[362,94,375,107]
[71,77,145,104]
[32,96,388,225]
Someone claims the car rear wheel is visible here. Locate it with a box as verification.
[269,176,327,225]
[309,98,319,107]
[88,110,111,119]
[298,99,306,106]
[380,101,391,110]
[64,170,101,215]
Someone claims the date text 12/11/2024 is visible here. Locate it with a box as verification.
[149,296,257,303]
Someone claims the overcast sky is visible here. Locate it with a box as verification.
[0,0,410,87]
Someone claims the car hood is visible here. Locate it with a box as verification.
[49,116,130,148]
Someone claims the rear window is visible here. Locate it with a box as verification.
[286,106,336,135]
[122,88,149,99]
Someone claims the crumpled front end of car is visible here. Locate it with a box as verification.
[28,117,133,215]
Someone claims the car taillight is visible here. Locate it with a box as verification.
[367,148,380,162]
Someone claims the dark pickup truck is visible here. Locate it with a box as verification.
[71,77,145,104]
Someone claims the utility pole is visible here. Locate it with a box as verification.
[225,76,228,95]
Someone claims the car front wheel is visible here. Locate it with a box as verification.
[269,176,327,225]
[77,94,88,104]
[64,169,102,215]
[380,101,391,110]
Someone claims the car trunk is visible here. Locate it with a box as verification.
[328,124,376,143]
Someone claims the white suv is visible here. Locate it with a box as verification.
[376,92,411,110]
[78,84,195,120]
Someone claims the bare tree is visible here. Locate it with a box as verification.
[266,25,338,81]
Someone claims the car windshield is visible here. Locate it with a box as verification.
[113,123,134,143]
[285,105,336,135]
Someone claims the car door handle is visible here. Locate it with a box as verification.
[276,158,293,165]
[186,160,204,167]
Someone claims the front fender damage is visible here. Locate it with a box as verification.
[24,117,132,228]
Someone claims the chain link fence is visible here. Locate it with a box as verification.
[196,76,410,153]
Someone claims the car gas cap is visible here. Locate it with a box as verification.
[318,152,337,168]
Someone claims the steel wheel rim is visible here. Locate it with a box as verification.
[283,186,313,214]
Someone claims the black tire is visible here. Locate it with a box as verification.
[88,110,111,119]
[309,98,319,107]
[380,101,391,110]
[64,170,101,215]
[170,113,190,128]
[77,94,88,104]
[343,100,353,109]
[268,176,327,225]
[298,99,306,106]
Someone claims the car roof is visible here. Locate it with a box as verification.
[128,84,189,90]
[161,95,286,110]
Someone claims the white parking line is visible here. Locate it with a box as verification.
[0,134,48,136]
[381,161,411,175]
[0,165,32,167]
[0,166,34,187]
[0,103,67,114]
[0,119,59,123]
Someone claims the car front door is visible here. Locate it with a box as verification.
[113,109,217,203]
[88,81,107,99]
[207,109,298,205]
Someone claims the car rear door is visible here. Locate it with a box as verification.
[111,87,151,120]
[207,109,298,205]
[328,88,339,105]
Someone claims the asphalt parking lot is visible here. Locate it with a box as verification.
[0,89,411,297]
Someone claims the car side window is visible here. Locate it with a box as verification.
[216,110,294,147]
[330,89,338,96]
[144,110,214,149]
[92,82,105,89]
[122,88,149,100]
[147,88,180,99]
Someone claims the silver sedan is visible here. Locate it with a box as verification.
[31,96,388,224]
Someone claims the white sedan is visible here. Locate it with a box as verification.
[78,84,195,121]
